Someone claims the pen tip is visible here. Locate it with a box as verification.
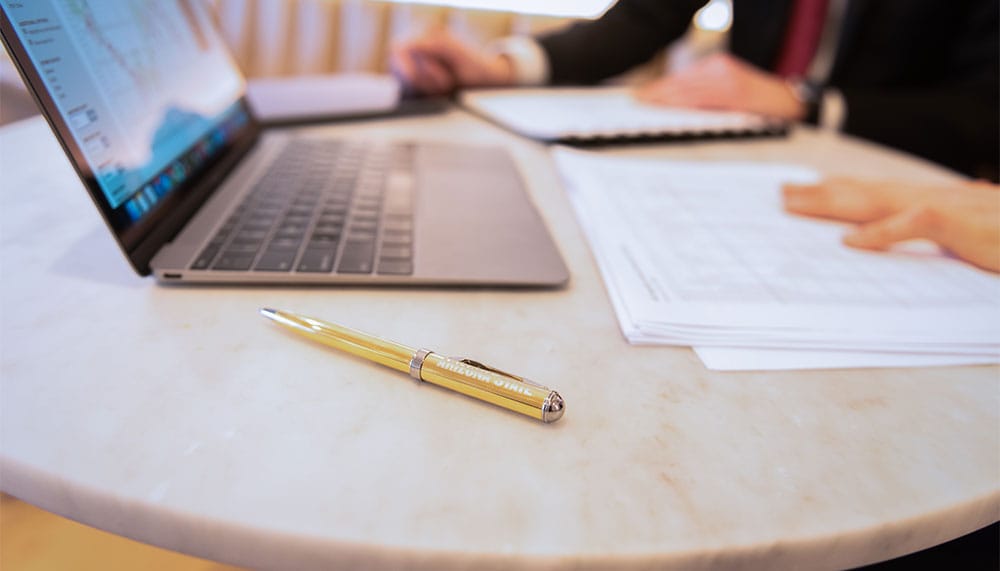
[259,307,277,318]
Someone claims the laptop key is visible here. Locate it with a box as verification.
[353,207,379,219]
[268,237,302,250]
[384,219,413,233]
[346,229,376,241]
[318,213,345,225]
[225,242,262,254]
[382,229,413,246]
[351,219,378,232]
[311,238,342,250]
[235,228,268,242]
[379,245,410,259]
[297,248,336,272]
[213,253,255,271]
[312,223,343,236]
[377,259,413,275]
[338,241,375,273]
[287,205,313,217]
[191,247,220,270]
[254,250,297,272]
[280,218,310,230]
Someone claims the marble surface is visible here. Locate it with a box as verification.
[1,111,997,570]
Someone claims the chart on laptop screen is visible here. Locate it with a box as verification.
[1,0,244,213]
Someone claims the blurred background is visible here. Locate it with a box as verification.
[0,0,732,125]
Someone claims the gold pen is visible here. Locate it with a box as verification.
[259,308,565,423]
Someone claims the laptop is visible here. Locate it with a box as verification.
[0,0,569,286]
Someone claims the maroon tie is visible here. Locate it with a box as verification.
[774,0,830,77]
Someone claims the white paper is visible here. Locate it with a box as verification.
[460,86,777,141]
[554,147,1000,370]
[694,346,1000,371]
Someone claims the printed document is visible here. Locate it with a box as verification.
[553,148,1000,370]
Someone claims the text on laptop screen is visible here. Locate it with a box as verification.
[2,0,248,223]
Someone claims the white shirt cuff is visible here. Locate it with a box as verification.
[488,36,550,86]
[819,88,847,131]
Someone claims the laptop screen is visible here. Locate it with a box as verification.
[0,0,251,242]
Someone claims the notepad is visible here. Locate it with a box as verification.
[459,86,787,144]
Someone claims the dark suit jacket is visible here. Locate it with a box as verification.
[538,0,999,179]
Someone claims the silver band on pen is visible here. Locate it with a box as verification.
[409,348,433,383]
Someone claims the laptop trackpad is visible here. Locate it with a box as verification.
[413,145,568,286]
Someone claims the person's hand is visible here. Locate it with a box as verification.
[390,28,515,96]
[783,177,1000,272]
[635,53,806,120]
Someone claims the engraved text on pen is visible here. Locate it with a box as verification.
[437,359,535,397]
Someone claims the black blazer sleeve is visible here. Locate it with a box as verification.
[537,0,708,85]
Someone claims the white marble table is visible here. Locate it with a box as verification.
[1,110,997,570]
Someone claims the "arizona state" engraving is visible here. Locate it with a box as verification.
[437,358,535,397]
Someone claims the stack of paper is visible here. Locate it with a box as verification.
[553,148,1000,371]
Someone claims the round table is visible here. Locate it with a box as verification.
[1,110,997,570]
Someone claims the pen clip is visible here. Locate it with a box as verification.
[458,358,547,390]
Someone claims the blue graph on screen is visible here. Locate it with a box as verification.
[59,0,242,201]
[2,0,244,208]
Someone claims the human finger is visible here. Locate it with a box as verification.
[390,45,422,90]
[843,203,1000,272]
[782,179,895,223]
[638,87,704,107]
[636,78,719,107]
[842,205,939,251]
[410,33,506,88]
[636,57,721,93]
[429,32,473,64]
[390,40,452,95]
[635,78,674,103]
[412,53,456,95]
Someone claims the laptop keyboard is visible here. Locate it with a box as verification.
[190,139,414,275]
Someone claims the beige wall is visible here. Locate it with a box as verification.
[206,0,574,78]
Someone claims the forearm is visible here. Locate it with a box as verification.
[536,0,706,85]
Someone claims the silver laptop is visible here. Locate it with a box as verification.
[0,0,568,287]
